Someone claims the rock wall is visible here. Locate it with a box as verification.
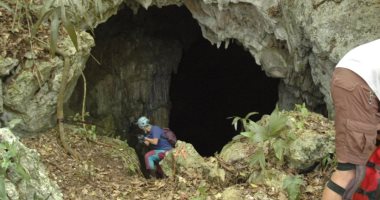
[2,32,94,133]
[1,0,380,134]
[68,31,182,133]
[135,0,380,115]
[67,7,189,134]
[179,0,380,116]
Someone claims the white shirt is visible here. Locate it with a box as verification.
[336,39,380,99]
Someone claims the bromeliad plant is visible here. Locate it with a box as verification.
[231,105,295,170]
[230,106,303,200]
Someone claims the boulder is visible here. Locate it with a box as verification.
[160,140,205,177]
[0,128,63,200]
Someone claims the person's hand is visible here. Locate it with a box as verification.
[144,137,150,146]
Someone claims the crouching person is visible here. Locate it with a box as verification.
[137,116,172,179]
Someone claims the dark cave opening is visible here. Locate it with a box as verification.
[69,5,280,157]
[169,38,280,156]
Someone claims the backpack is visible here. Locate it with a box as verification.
[352,146,380,200]
[162,128,177,147]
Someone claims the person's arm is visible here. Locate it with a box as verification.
[144,137,159,145]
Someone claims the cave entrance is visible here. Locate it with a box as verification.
[68,5,279,157]
[170,38,279,156]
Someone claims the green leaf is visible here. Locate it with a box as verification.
[244,112,259,120]
[283,175,304,200]
[273,139,286,161]
[267,107,288,137]
[250,123,267,143]
[240,131,254,138]
[49,8,60,56]
[14,164,31,181]
[232,134,244,140]
[32,8,55,37]
[287,131,297,141]
[40,0,56,16]
[250,148,266,170]
[0,143,6,150]
[0,1,13,13]
[1,160,10,170]
[60,5,78,51]
[296,103,309,116]
[6,143,17,158]
[0,174,8,200]
[229,116,241,131]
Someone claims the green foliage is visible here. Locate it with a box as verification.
[0,141,31,200]
[230,105,291,170]
[273,138,286,161]
[0,0,35,33]
[0,1,12,13]
[70,112,97,141]
[190,184,208,200]
[321,153,336,173]
[32,0,79,56]
[266,107,288,138]
[250,148,266,170]
[229,112,258,131]
[31,0,117,56]
[86,125,97,141]
[295,103,309,118]
[283,175,304,200]
[231,106,305,198]
[294,103,310,130]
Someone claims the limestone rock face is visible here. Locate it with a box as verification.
[93,0,380,119]
[2,32,94,134]
[0,57,19,77]
[159,141,227,182]
[160,141,206,177]
[219,139,252,164]
[134,0,183,9]
[287,128,335,169]
[1,0,380,134]
[0,128,63,200]
[181,0,380,115]
[68,26,182,132]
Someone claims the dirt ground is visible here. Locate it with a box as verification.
[21,124,329,200]
[20,125,228,200]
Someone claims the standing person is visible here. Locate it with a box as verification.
[137,116,172,178]
[322,39,380,200]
